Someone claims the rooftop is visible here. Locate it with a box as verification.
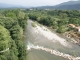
[76,26,80,29]
[69,24,75,27]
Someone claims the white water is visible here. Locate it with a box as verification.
[27,42,80,60]
[32,21,71,47]
[25,20,80,60]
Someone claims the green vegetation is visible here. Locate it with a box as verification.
[25,9,80,33]
[31,22,36,27]
[0,9,28,60]
[1,9,80,60]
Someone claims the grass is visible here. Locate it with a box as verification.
[31,22,36,27]
[71,50,77,57]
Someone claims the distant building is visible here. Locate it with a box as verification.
[29,9,33,10]
[69,24,80,32]
[69,24,75,28]
[76,26,80,32]
[45,9,49,10]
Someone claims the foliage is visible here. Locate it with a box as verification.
[0,25,10,51]
[57,26,67,33]
[27,9,80,33]
[0,9,28,60]
[31,22,36,27]
[15,40,27,60]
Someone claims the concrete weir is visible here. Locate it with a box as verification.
[27,44,80,60]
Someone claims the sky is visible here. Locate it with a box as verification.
[0,0,79,7]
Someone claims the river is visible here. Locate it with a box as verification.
[24,20,80,60]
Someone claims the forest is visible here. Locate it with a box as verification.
[0,8,80,60]
[0,9,28,60]
[25,9,80,33]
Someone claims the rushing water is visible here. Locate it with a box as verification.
[24,20,80,60]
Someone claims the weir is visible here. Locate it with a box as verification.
[27,43,80,60]
[26,20,80,60]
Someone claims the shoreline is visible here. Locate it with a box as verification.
[63,32,80,45]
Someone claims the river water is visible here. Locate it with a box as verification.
[24,20,80,60]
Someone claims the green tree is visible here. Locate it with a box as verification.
[57,26,67,33]
[5,12,16,18]
[15,40,27,60]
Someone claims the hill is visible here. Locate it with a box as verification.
[36,0,80,10]
[0,3,25,8]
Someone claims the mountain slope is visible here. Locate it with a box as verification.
[55,3,80,10]
[0,3,15,8]
[57,0,80,6]
[36,0,80,10]
[54,0,80,10]
[0,3,25,8]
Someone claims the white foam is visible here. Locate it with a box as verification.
[27,43,80,60]
[31,21,71,47]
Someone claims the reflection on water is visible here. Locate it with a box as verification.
[24,20,80,60]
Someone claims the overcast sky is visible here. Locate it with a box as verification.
[0,0,78,7]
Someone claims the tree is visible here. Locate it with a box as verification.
[5,12,16,18]
[0,9,27,60]
[15,40,27,60]
[0,25,18,60]
[57,26,67,33]
[0,25,11,51]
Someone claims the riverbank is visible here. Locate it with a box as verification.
[30,20,71,47]
[63,31,80,45]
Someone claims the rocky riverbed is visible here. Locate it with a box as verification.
[25,20,80,60]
